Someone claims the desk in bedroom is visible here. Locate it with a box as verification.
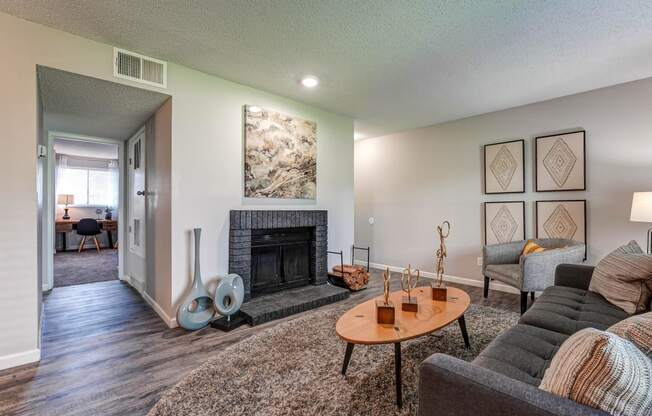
[55,219,118,251]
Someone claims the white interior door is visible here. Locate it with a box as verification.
[128,130,146,262]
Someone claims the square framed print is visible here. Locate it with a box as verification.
[484,201,526,245]
[536,200,586,258]
[484,139,525,194]
[244,105,317,199]
[535,130,585,192]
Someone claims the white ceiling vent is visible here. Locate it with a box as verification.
[113,48,167,88]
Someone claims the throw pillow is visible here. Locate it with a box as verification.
[540,328,652,416]
[521,240,545,256]
[608,312,652,356]
[588,241,652,314]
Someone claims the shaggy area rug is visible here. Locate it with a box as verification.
[54,249,118,287]
[149,303,518,416]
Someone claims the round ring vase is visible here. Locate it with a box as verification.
[214,273,244,318]
[210,273,246,331]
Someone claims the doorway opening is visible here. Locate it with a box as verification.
[37,66,171,302]
[52,135,122,287]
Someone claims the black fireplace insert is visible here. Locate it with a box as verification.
[250,227,314,297]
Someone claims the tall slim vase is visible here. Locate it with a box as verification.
[177,228,214,330]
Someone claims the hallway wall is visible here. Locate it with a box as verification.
[0,12,354,368]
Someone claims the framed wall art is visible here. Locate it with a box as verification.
[244,105,317,199]
[535,130,585,192]
[484,201,526,245]
[535,200,586,257]
[484,139,525,194]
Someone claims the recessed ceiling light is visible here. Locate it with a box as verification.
[301,75,319,88]
[247,105,262,113]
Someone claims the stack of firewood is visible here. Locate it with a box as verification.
[331,264,369,291]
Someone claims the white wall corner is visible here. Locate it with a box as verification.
[0,349,40,371]
[142,291,178,329]
[356,260,521,295]
[121,274,145,293]
[122,275,177,328]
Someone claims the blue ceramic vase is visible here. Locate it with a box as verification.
[214,273,244,321]
[177,228,214,330]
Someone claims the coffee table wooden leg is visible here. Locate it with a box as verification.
[458,315,470,348]
[341,343,354,375]
[395,342,402,408]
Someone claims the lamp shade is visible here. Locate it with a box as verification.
[630,192,652,223]
[57,194,75,205]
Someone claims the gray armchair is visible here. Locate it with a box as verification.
[482,238,585,313]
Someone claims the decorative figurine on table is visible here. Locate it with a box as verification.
[432,220,450,301]
[401,264,420,312]
[376,268,395,324]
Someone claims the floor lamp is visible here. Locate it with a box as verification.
[630,192,652,254]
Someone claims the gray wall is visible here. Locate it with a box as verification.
[355,77,652,282]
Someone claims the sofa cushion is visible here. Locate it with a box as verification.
[485,264,521,288]
[519,286,628,335]
[539,328,652,416]
[608,312,652,355]
[588,241,652,314]
[473,324,567,386]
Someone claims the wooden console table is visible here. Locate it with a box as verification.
[55,219,118,251]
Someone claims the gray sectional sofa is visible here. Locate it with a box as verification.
[418,264,630,416]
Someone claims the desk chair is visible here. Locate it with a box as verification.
[77,218,102,253]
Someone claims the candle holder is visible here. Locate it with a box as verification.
[376,268,395,324]
[401,264,420,312]
[432,221,450,301]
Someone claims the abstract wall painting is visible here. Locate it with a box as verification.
[536,200,586,247]
[484,139,525,194]
[535,131,585,192]
[244,106,317,199]
[484,201,525,245]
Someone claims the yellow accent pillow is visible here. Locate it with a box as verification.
[522,241,546,256]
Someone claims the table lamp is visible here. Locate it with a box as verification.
[57,194,75,220]
[630,192,652,253]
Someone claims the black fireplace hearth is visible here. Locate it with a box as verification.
[229,210,328,302]
[229,210,349,325]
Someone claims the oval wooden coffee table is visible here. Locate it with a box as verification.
[335,286,471,407]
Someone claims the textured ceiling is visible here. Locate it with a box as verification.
[7,1,652,138]
[38,67,170,140]
[54,139,118,159]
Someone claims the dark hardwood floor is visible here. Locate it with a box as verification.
[0,271,520,416]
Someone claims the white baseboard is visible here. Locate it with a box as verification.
[121,274,145,293]
[0,349,40,371]
[142,291,178,328]
[122,274,177,328]
[355,260,521,295]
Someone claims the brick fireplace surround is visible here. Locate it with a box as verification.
[228,210,328,302]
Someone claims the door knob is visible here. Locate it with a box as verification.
[137,190,146,196]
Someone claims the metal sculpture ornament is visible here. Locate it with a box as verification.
[400,264,420,312]
[435,221,451,286]
[432,221,450,301]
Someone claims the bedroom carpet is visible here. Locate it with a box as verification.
[149,303,518,416]
[54,249,119,287]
